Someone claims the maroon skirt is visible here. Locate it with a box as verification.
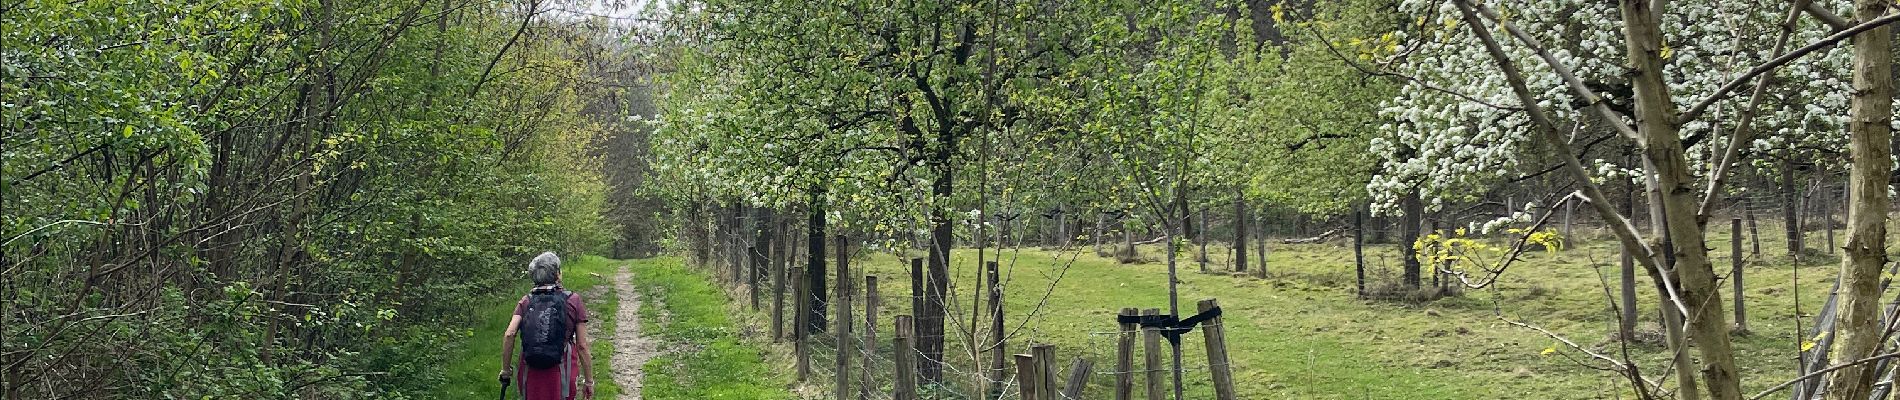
[514,345,580,400]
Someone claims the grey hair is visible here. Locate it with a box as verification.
[528,252,562,286]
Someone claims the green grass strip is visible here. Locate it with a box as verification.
[628,257,790,400]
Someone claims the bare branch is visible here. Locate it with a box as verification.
[1305,25,1524,112]
[1676,11,1900,125]
[1748,351,1900,400]
[1696,0,1811,219]
[1463,1,1641,140]
[1794,0,1853,31]
[1450,0,1658,272]
[1439,191,1571,289]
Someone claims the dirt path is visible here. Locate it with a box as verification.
[610,265,659,399]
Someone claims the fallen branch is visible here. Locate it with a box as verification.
[1282,227,1347,244]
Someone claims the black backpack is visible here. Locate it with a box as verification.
[519,289,571,369]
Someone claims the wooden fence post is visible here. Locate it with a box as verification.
[1140,308,1164,400]
[895,315,918,400]
[835,235,853,400]
[1619,247,1637,341]
[1745,198,1762,256]
[748,246,761,310]
[1060,357,1095,400]
[910,258,924,323]
[1014,354,1041,400]
[1115,308,1137,400]
[862,276,879,400]
[1234,196,1248,272]
[793,265,810,382]
[988,261,1007,397]
[908,257,925,383]
[1732,218,1748,333]
[1353,207,1366,297]
[1561,198,1574,243]
[1256,208,1268,277]
[1033,344,1058,396]
[773,216,787,342]
[1199,299,1236,400]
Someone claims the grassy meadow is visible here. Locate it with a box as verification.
[800,222,1860,399]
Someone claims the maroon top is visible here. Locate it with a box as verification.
[513,290,589,400]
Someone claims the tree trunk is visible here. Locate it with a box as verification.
[752,208,774,310]
[1620,172,1640,341]
[1057,207,1069,249]
[1234,195,1248,272]
[1095,213,1107,256]
[1783,157,1804,258]
[1400,188,1423,289]
[1198,207,1209,272]
[921,162,953,384]
[730,205,746,284]
[807,187,829,333]
[1618,1,1740,397]
[1744,195,1762,256]
[691,201,710,265]
[1123,216,1136,262]
[1256,205,1267,277]
[1825,177,1839,254]
[1354,207,1367,298]
[1164,187,1187,400]
[1561,197,1573,241]
[1824,1,1893,397]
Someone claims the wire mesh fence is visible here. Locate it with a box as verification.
[774,287,1236,400]
[692,215,1248,400]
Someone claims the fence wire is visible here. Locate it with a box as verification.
[702,223,1236,399]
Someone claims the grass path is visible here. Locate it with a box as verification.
[625,257,791,399]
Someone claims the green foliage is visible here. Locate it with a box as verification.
[1414,228,1565,279]
[645,0,1402,241]
[4,0,623,397]
[627,257,790,400]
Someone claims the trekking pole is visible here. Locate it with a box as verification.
[499,375,510,400]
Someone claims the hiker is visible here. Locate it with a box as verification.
[500,252,596,400]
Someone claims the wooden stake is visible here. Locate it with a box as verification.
[988,261,1007,398]
[894,315,917,400]
[835,235,852,400]
[1014,354,1041,400]
[1116,308,1137,400]
[1141,308,1164,400]
[1199,299,1235,400]
[1060,357,1096,400]
[862,276,879,400]
[1732,218,1747,333]
[793,265,810,382]
[1033,344,1058,397]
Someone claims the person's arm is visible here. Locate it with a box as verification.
[500,315,522,381]
[575,322,594,398]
